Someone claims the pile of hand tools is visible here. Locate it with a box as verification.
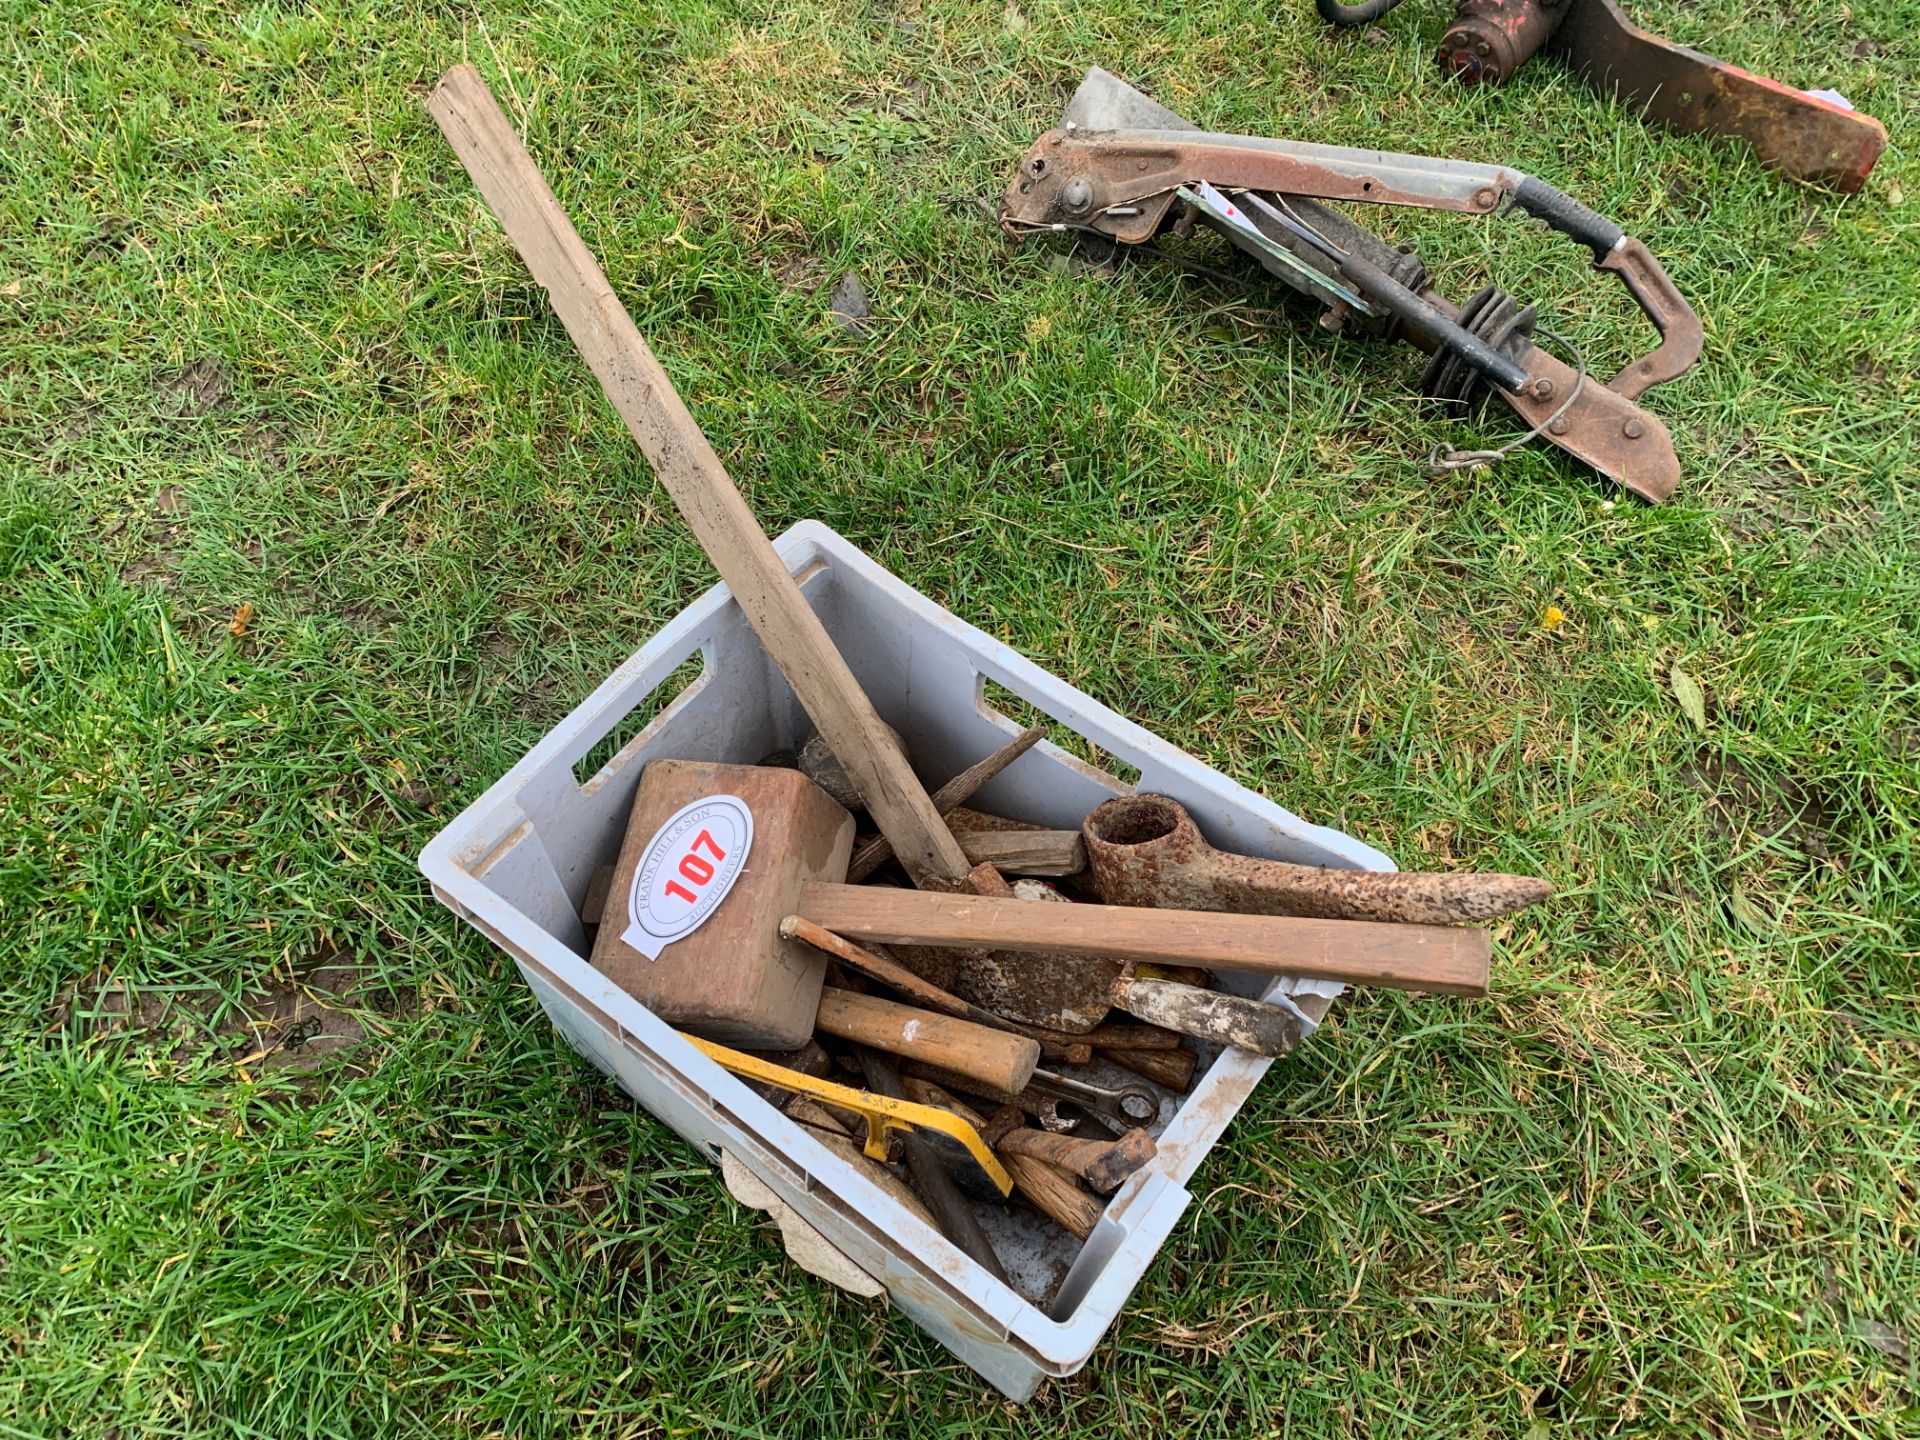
[430,65,1553,1272]
[574,732,1548,1267]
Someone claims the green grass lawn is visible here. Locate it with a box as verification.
[4,0,1917,1433]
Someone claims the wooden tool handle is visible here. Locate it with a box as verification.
[957,829,1086,877]
[845,726,1046,883]
[857,1050,1006,1281]
[800,882,1491,995]
[997,1127,1156,1195]
[426,66,970,889]
[785,915,1092,1063]
[999,1152,1103,1240]
[1110,977,1303,1059]
[1078,1022,1183,1051]
[1100,1045,1198,1091]
[816,988,1040,1094]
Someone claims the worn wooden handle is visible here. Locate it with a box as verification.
[957,829,1086,876]
[997,1127,1156,1195]
[815,988,1040,1094]
[1000,1152,1103,1240]
[783,916,1093,1063]
[1110,976,1303,1059]
[1100,1045,1198,1091]
[800,883,1491,995]
[425,66,971,889]
[856,1049,1006,1280]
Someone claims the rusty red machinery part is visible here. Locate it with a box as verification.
[1436,0,1566,84]
[1000,69,1703,501]
[1322,0,1886,192]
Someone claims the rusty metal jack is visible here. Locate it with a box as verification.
[1001,68,1702,502]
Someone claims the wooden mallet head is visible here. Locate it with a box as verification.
[589,759,854,1048]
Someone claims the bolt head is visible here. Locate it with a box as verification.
[1530,378,1555,401]
[1621,418,1646,439]
[1473,187,1498,209]
[1549,417,1572,436]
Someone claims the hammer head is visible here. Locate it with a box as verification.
[589,760,854,1048]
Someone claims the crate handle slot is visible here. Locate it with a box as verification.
[571,652,713,792]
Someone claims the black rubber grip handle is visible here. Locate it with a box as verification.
[1515,176,1624,262]
[1337,252,1533,394]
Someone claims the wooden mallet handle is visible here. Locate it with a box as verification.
[815,988,1040,1094]
[800,882,1491,994]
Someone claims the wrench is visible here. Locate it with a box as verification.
[1027,1068,1161,1131]
[896,1060,1163,1135]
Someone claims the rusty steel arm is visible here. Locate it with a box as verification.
[1547,0,1886,193]
[1331,0,1885,192]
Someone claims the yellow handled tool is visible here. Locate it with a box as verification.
[684,1034,1013,1197]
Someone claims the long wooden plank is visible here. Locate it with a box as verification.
[426,66,971,887]
[798,882,1490,995]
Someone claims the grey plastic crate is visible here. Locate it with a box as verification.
[419,521,1391,1399]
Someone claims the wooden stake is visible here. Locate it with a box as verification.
[425,66,971,889]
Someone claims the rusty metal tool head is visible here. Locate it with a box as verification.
[1321,0,1885,192]
[1001,68,1702,501]
[1083,793,1552,925]
[910,878,1310,1056]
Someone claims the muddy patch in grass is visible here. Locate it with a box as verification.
[52,944,415,1082]
[61,398,104,442]
[771,252,826,291]
[1682,751,1835,859]
[120,480,192,589]
[119,549,180,588]
[154,355,230,416]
